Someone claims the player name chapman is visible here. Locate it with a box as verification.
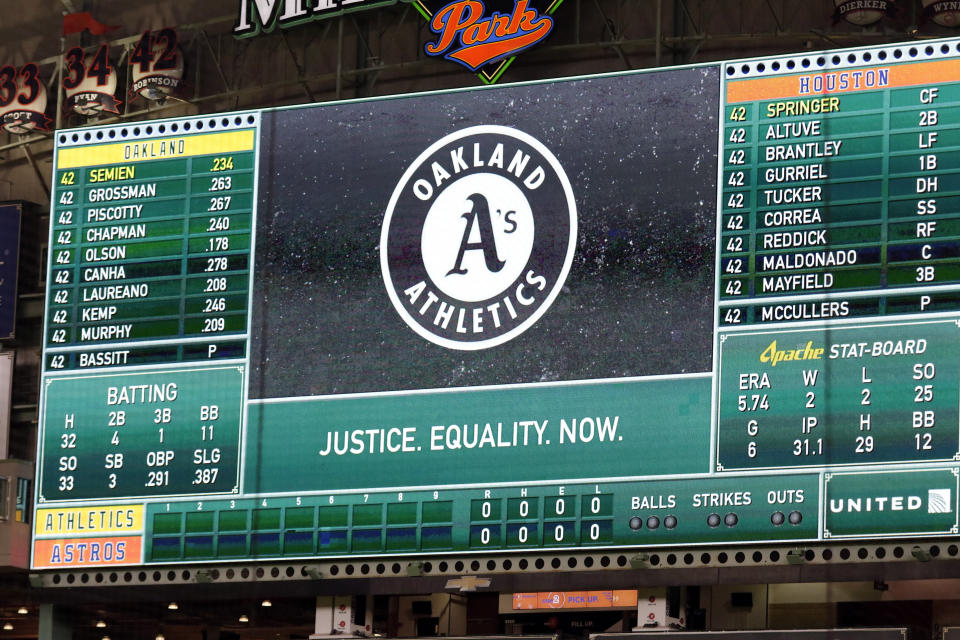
[381,125,577,350]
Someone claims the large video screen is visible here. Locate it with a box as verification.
[31,38,960,569]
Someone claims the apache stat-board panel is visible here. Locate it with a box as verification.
[32,38,960,569]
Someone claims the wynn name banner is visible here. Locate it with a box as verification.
[32,38,960,570]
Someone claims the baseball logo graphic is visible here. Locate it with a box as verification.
[381,125,576,350]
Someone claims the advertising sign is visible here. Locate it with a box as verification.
[33,37,960,569]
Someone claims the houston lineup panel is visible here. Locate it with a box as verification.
[31,38,960,570]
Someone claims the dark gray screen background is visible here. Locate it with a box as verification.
[249,66,720,399]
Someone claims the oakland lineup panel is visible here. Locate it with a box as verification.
[32,39,960,570]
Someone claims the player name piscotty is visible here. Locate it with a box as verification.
[87,184,156,202]
[87,204,142,221]
[760,249,857,271]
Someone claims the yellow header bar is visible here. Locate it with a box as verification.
[57,130,255,170]
[35,504,144,537]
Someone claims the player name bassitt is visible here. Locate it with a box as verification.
[381,125,577,350]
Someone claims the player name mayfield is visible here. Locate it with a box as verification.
[318,417,620,456]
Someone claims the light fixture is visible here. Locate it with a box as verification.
[167,602,178,610]
[238,614,249,623]
[96,620,107,628]
[261,600,272,607]
[16,608,26,616]
[156,634,165,640]
[3,624,12,631]
[101,636,110,640]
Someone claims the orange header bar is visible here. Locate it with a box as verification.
[727,59,960,103]
[33,536,142,569]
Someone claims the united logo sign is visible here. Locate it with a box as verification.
[381,125,576,350]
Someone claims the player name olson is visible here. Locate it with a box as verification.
[760,301,849,321]
[765,120,822,139]
[763,186,822,206]
[763,164,827,184]
[87,204,142,222]
[762,208,822,227]
[84,265,127,282]
[87,183,156,202]
[82,283,148,301]
[80,324,132,341]
[86,224,146,242]
[88,165,135,183]
[761,249,856,270]
[761,229,827,249]
[123,139,185,160]
[761,273,833,293]
[765,140,841,162]
[41,507,137,534]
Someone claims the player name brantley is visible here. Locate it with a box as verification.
[318,416,622,457]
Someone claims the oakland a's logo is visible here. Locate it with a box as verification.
[381,125,576,350]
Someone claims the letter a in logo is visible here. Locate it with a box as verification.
[448,194,506,276]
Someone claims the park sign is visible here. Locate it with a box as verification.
[233,0,563,83]
[32,36,960,570]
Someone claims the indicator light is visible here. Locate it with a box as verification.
[771,511,785,526]
[788,510,802,525]
[707,513,721,528]
[664,515,678,529]
[646,516,660,530]
[628,516,642,530]
[724,513,739,527]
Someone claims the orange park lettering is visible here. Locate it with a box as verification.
[425,0,554,71]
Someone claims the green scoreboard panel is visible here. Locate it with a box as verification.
[32,40,960,571]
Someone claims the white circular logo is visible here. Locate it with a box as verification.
[381,125,577,350]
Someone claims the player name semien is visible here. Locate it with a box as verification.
[87,205,142,221]
[87,184,156,202]
[86,224,146,242]
[88,165,135,183]
[760,249,856,270]
[765,140,841,161]
[82,283,149,301]
[761,273,833,292]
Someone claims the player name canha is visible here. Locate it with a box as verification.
[84,266,126,282]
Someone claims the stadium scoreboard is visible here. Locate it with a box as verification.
[32,39,960,570]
